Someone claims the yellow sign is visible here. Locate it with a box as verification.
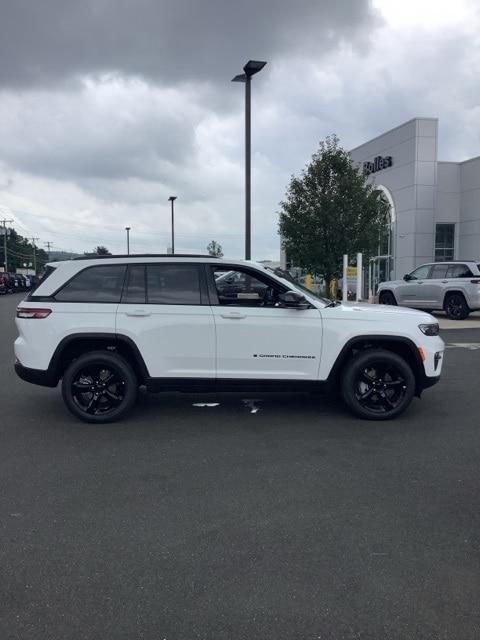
[304,273,314,290]
[346,267,357,277]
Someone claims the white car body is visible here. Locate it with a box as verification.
[14,256,445,421]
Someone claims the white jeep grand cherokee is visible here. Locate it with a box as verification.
[14,255,444,423]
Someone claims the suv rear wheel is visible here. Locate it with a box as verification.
[62,351,138,423]
[444,292,469,320]
[341,349,415,420]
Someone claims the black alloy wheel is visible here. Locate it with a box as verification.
[379,291,397,306]
[62,351,138,423]
[444,293,469,320]
[341,349,415,420]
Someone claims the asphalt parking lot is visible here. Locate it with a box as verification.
[1,293,479,640]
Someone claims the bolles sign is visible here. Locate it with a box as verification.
[363,155,393,176]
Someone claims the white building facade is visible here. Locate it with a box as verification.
[350,117,480,283]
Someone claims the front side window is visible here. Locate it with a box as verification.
[409,265,431,280]
[447,264,473,278]
[435,224,455,262]
[55,265,126,302]
[213,268,283,307]
[146,264,201,305]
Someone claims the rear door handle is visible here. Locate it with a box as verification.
[441,280,448,283]
[220,312,247,319]
[125,309,151,317]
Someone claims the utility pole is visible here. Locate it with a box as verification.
[44,241,53,261]
[30,237,39,274]
[0,218,14,273]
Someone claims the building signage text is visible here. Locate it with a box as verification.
[363,156,393,176]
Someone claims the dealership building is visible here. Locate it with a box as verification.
[281,117,480,287]
[352,117,480,284]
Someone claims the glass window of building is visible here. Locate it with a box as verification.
[435,224,455,262]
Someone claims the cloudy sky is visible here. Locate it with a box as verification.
[0,0,479,259]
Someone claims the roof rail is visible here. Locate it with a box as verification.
[73,253,220,261]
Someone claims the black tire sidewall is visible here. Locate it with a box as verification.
[379,292,396,305]
[444,293,469,320]
[341,349,416,420]
[62,351,138,423]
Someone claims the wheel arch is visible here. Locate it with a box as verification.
[327,335,424,396]
[48,333,149,385]
[442,289,469,306]
[378,289,397,302]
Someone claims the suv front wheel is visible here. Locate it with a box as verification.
[379,291,397,306]
[62,351,138,423]
[341,349,416,420]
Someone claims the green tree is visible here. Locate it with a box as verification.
[206,240,223,258]
[279,135,390,290]
[1,227,47,274]
[92,246,111,255]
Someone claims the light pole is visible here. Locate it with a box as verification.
[168,196,177,254]
[232,60,267,260]
[125,227,131,255]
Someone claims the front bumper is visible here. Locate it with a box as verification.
[14,362,58,388]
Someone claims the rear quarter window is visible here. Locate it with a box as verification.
[54,265,127,302]
[447,264,473,278]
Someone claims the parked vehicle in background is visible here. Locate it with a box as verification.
[0,273,9,295]
[378,261,480,320]
[14,255,444,423]
[0,272,39,294]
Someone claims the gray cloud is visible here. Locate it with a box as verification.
[1,0,479,262]
[0,0,378,88]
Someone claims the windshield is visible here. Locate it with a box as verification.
[265,267,331,305]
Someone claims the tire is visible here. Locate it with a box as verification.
[62,351,138,423]
[341,348,416,420]
[379,291,397,306]
[444,293,469,320]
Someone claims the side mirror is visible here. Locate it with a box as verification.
[278,291,310,309]
[403,273,412,281]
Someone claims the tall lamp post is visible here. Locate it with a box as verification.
[232,60,267,260]
[168,196,177,254]
[125,227,131,255]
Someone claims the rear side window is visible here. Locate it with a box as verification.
[447,264,473,278]
[430,264,448,279]
[55,265,126,302]
[146,264,201,305]
[122,265,146,304]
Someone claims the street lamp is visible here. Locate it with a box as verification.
[232,60,267,260]
[168,196,177,254]
[125,227,131,255]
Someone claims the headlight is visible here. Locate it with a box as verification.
[419,323,439,336]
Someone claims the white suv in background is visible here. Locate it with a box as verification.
[14,255,444,423]
[378,261,480,319]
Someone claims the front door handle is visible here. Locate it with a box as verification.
[220,312,247,320]
[125,309,151,317]
[441,280,448,283]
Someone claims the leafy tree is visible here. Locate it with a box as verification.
[92,246,111,255]
[206,240,223,258]
[279,135,390,290]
